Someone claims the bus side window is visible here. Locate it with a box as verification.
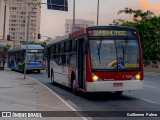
[65,41,69,52]
[65,41,70,66]
[52,45,55,59]
[51,45,53,58]
[69,39,77,67]
[54,44,58,64]
[72,39,77,52]
[59,42,66,66]
[69,40,72,52]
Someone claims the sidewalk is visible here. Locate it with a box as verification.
[144,67,160,76]
[0,69,84,120]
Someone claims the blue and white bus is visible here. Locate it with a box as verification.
[8,44,45,73]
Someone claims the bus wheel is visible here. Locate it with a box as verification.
[72,79,79,95]
[51,72,55,85]
[37,70,40,73]
[115,91,123,95]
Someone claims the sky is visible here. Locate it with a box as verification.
[40,0,160,40]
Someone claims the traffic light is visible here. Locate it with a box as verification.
[7,35,10,40]
[38,33,41,39]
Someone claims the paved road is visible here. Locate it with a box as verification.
[28,70,160,120]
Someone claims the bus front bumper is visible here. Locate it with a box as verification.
[86,80,143,92]
[26,66,45,70]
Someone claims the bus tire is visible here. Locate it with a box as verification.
[115,91,123,95]
[51,71,55,85]
[72,79,79,95]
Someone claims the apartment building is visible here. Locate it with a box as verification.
[0,1,9,40]
[65,19,95,34]
[0,1,10,46]
[1,0,41,47]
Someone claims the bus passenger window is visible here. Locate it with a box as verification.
[60,54,66,65]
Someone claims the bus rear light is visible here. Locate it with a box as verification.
[133,31,137,36]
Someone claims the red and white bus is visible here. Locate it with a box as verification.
[46,26,144,95]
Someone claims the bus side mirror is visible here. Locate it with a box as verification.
[83,41,88,54]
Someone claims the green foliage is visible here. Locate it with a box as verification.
[111,7,160,61]
[118,7,154,21]
[144,59,151,65]
[3,45,10,52]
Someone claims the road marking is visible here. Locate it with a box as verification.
[143,85,155,89]
[140,98,155,104]
[28,76,88,120]
[124,93,156,104]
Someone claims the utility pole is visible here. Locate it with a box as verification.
[22,1,67,79]
[97,0,99,26]
[24,3,39,79]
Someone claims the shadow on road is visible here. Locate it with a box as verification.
[27,70,138,102]
[82,92,136,101]
[48,82,137,102]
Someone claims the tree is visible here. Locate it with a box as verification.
[3,45,10,52]
[111,7,160,63]
[118,7,154,22]
[0,45,10,60]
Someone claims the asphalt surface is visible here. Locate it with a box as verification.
[28,70,160,120]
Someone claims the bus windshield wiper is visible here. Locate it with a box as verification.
[97,39,102,64]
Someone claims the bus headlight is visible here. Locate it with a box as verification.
[92,74,99,81]
[135,74,140,80]
[131,73,141,80]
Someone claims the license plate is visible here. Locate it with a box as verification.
[113,83,123,87]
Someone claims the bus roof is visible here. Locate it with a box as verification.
[47,34,69,46]
[47,26,138,46]
[8,44,44,52]
[86,26,137,31]
[21,44,44,50]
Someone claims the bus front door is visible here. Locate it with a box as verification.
[47,47,51,78]
[78,38,86,89]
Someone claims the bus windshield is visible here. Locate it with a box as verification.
[27,53,43,62]
[89,39,140,70]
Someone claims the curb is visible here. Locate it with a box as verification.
[144,72,160,77]
[27,76,88,120]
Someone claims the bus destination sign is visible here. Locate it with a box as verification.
[27,50,43,53]
[89,30,135,37]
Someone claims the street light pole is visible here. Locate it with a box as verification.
[97,0,99,26]
[73,0,75,32]
[24,3,39,79]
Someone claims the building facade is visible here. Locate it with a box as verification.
[1,0,41,47]
[0,1,9,40]
[65,19,94,34]
[0,1,11,47]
